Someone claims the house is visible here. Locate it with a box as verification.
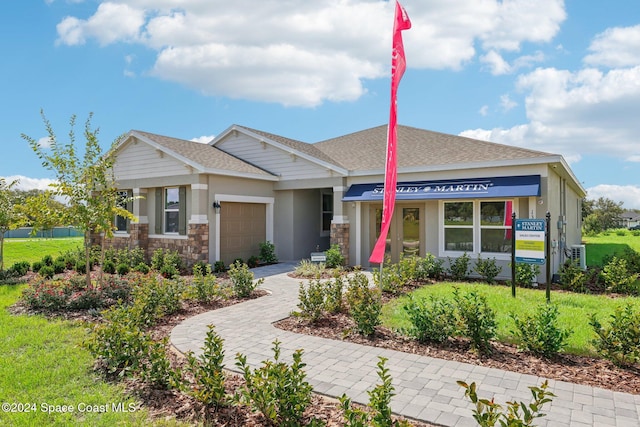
[619,211,640,229]
[101,124,586,281]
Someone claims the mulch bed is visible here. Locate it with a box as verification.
[274,312,640,396]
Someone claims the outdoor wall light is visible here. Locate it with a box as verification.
[212,201,221,212]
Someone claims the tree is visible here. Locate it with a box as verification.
[0,178,24,270]
[22,111,135,286]
[17,190,65,237]
[582,197,624,235]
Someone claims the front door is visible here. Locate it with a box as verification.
[371,205,423,263]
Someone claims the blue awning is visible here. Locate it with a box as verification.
[343,175,541,201]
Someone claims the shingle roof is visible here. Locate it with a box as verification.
[313,125,556,170]
[132,130,275,177]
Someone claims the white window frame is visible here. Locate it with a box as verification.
[439,199,516,260]
[114,190,130,234]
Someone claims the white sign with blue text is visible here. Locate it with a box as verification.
[515,219,546,265]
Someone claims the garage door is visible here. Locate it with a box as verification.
[220,202,266,266]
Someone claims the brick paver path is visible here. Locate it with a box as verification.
[171,263,640,426]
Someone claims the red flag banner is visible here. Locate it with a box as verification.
[369,0,411,264]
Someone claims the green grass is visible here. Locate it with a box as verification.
[0,284,185,426]
[2,237,83,267]
[583,229,640,267]
[382,281,640,357]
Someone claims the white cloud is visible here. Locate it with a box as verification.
[586,184,640,210]
[38,136,54,149]
[0,176,56,192]
[54,0,566,107]
[500,94,517,112]
[584,25,640,68]
[190,135,215,144]
[479,105,489,116]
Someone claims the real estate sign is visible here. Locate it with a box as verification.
[515,219,546,264]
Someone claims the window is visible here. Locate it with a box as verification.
[480,201,512,253]
[321,192,333,235]
[442,200,513,255]
[444,201,473,252]
[164,188,180,233]
[115,190,131,233]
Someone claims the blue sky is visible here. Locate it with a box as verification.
[2,0,640,209]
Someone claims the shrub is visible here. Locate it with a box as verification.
[297,279,326,322]
[372,262,404,294]
[160,264,179,279]
[401,294,457,344]
[514,262,541,288]
[38,265,55,279]
[340,357,409,427]
[116,263,130,276]
[42,254,54,266]
[51,259,64,274]
[68,286,104,310]
[326,244,345,268]
[601,256,639,294]
[324,274,344,314]
[213,260,226,273]
[457,380,554,427]
[474,256,502,284]
[397,255,419,282]
[558,259,586,292]
[189,263,229,303]
[414,253,444,281]
[141,339,181,389]
[9,261,30,276]
[453,288,496,355]
[21,280,68,311]
[235,340,313,426]
[74,259,87,274]
[590,303,640,367]
[511,304,571,358]
[151,248,183,276]
[448,252,470,281]
[247,255,260,268]
[31,260,43,273]
[259,241,278,264]
[185,325,229,408]
[228,261,264,298]
[345,272,381,336]
[103,259,116,274]
[133,262,150,274]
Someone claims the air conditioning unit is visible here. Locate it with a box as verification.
[571,244,586,270]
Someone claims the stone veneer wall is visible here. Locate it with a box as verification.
[92,223,208,268]
[330,223,350,266]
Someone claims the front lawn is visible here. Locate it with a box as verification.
[2,237,83,266]
[0,284,174,427]
[382,281,640,357]
[583,230,640,267]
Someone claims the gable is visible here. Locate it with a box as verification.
[214,129,344,180]
[113,138,195,180]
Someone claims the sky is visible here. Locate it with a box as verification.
[2,0,640,209]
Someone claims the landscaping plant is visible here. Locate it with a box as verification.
[590,303,640,367]
[228,260,264,298]
[453,288,497,355]
[474,255,502,284]
[235,339,314,426]
[325,243,345,268]
[510,303,571,358]
[259,240,278,264]
[448,252,471,281]
[457,379,555,427]
[401,294,457,344]
[185,325,229,409]
[346,272,381,337]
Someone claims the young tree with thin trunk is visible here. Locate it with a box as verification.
[22,111,135,286]
[0,178,24,271]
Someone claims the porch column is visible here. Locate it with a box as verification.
[131,188,148,250]
[331,186,350,265]
[187,183,209,265]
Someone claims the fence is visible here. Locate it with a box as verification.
[4,227,83,239]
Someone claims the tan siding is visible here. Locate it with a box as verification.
[217,134,330,180]
[113,141,189,180]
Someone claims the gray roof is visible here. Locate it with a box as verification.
[313,125,556,170]
[132,130,275,177]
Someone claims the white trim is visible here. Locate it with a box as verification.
[133,215,149,224]
[331,216,350,224]
[191,183,208,190]
[355,203,362,265]
[333,186,347,192]
[113,232,130,238]
[213,194,275,262]
[189,214,209,224]
[148,234,188,240]
[133,188,147,195]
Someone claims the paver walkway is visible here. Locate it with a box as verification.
[171,263,640,426]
